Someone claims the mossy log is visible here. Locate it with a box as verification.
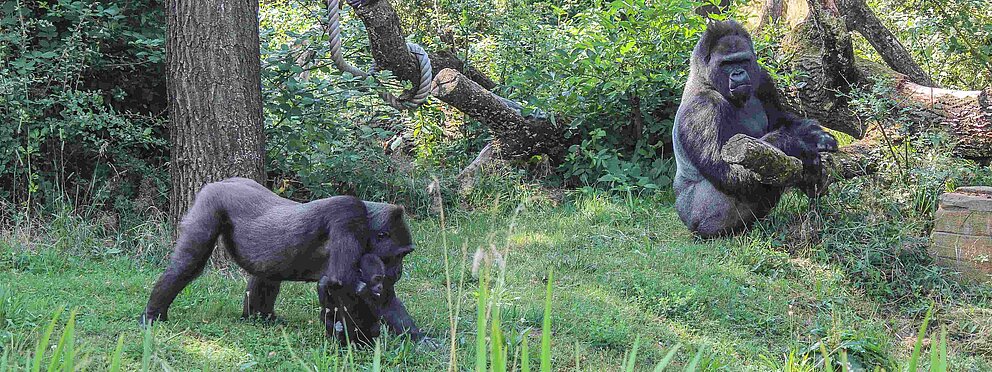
[722,134,879,186]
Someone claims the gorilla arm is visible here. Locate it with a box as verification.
[677,95,765,195]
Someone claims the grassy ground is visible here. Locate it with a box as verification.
[1,189,990,370]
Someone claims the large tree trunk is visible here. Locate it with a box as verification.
[166,1,266,242]
[341,0,565,163]
[778,0,990,160]
[725,0,991,185]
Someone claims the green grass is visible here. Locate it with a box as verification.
[1,191,990,370]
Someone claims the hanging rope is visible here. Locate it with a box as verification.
[326,0,433,110]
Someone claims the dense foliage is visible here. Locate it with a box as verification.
[0,0,168,214]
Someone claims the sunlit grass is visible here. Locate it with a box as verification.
[0,190,988,370]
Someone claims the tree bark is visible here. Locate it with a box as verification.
[837,0,934,86]
[755,0,785,31]
[343,0,564,163]
[166,1,266,234]
[777,0,990,161]
[430,69,564,161]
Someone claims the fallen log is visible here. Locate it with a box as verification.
[721,134,879,186]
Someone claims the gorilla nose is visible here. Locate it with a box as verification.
[730,70,748,84]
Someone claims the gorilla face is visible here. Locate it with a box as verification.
[708,34,757,106]
[357,254,387,299]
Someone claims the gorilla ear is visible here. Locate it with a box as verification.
[389,204,405,221]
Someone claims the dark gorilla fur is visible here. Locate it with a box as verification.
[140,177,425,344]
[672,20,838,238]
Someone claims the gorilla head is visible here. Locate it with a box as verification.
[356,253,386,299]
[364,201,415,286]
[691,20,758,106]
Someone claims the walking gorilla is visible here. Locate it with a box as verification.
[672,20,838,237]
[140,178,425,344]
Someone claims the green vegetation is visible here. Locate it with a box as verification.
[2,175,990,369]
[3,0,992,370]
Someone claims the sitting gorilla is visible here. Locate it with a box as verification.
[141,177,426,343]
[672,20,838,237]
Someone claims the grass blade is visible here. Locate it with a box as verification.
[109,334,125,372]
[539,270,553,372]
[820,342,833,372]
[59,309,77,372]
[930,326,947,372]
[475,266,490,372]
[30,307,64,372]
[839,350,850,372]
[2,347,10,372]
[372,337,382,372]
[520,330,530,372]
[685,349,703,372]
[652,344,682,372]
[574,342,580,370]
[491,299,505,372]
[142,324,155,372]
[907,304,933,372]
[624,335,641,372]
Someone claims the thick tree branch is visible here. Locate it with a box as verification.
[777,0,990,161]
[837,0,934,86]
[343,0,563,162]
[430,69,563,160]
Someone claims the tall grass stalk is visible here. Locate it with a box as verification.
[108,334,125,372]
[520,329,530,372]
[440,182,460,372]
[141,323,154,372]
[30,307,63,372]
[906,305,933,371]
[540,270,553,372]
[652,343,681,371]
[475,266,490,372]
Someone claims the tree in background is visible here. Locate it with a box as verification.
[166,0,266,227]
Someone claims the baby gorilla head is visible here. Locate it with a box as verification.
[355,254,386,300]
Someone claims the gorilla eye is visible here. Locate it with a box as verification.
[376,231,390,240]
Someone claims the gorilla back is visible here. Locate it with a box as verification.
[672,20,838,237]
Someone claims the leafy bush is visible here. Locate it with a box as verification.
[0,0,169,213]
[487,0,707,191]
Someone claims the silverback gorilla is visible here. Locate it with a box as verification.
[673,20,838,237]
[141,177,425,344]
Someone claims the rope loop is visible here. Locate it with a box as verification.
[326,0,432,110]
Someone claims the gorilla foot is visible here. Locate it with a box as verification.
[241,312,284,324]
[138,311,167,327]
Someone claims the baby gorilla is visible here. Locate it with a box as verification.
[356,254,387,298]
[140,177,421,343]
[323,254,388,344]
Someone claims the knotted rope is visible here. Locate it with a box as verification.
[326,0,433,110]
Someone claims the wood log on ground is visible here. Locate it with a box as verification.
[721,134,879,185]
[721,134,802,186]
